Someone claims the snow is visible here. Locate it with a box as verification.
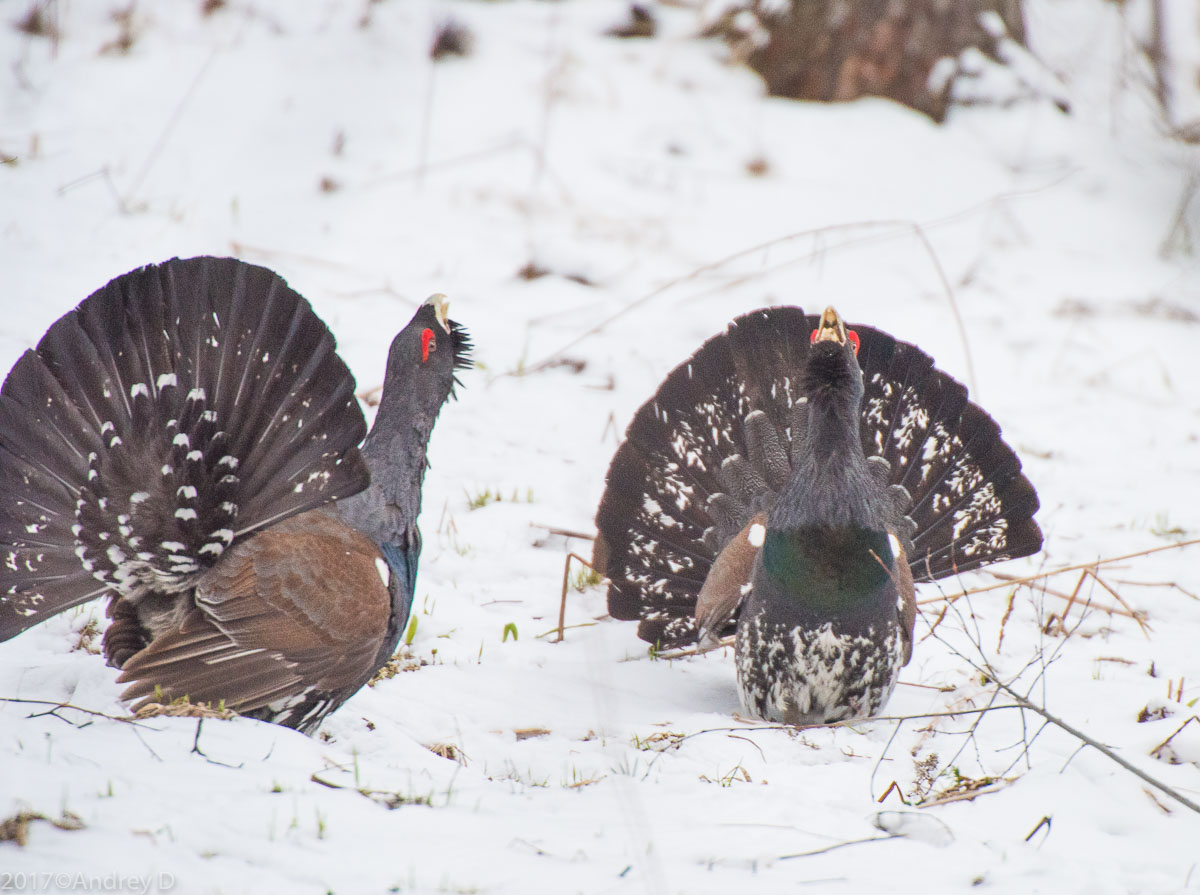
[1,1,1198,892]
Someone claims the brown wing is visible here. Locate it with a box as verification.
[694,512,767,650]
[892,533,916,665]
[116,509,391,714]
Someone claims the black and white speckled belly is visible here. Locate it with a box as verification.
[734,612,903,725]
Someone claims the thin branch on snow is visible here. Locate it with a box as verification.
[0,696,146,726]
[922,596,1200,817]
[522,179,1074,375]
[778,834,900,860]
[908,222,977,395]
[1002,687,1199,815]
[923,537,1200,603]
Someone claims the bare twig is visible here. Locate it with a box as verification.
[927,538,1200,604]
[930,636,1200,816]
[1024,815,1051,842]
[1145,0,1170,121]
[1109,578,1197,601]
[918,779,1009,808]
[779,834,899,860]
[675,705,1036,750]
[0,696,143,725]
[554,552,599,642]
[1086,571,1152,637]
[1058,569,1090,625]
[910,223,977,395]
[877,780,907,805]
[1160,173,1198,257]
[530,522,596,542]
[1150,716,1199,764]
[190,718,243,769]
[995,586,1018,653]
[536,620,598,639]
[310,772,433,810]
[417,31,438,189]
[123,48,219,210]
[523,179,1071,374]
[656,636,735,659]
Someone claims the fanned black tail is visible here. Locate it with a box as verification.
[0,257,369,642]
[594,306,1041,648]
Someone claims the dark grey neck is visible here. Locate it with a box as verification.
[771,386,884,530]
[804,387,862,463]
[335,394,438,549]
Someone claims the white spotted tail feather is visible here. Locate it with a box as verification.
[0,257,370,642]
[594,306,1042,649]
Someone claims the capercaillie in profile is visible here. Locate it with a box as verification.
[594,306,1040,724]
[0,257,470,733]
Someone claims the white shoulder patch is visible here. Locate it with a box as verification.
[374,557,390,589]
[887,531,902,558]
[748,523,766,548]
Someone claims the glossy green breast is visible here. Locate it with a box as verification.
[760,525,894,612]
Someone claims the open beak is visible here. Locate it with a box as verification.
[425,293,452,333]
[813,306,848,345]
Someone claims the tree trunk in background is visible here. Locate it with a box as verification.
[723,0,1027,122]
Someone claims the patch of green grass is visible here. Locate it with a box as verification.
[700,761,752,787]
[571,565,603,591]
[562,766,605,789]
[464,486,534,511]
[1150,512,1187,538]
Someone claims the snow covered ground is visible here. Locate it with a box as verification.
[1,1,1198,892]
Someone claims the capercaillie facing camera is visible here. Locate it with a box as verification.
[0,257,470,733]
[594,306,1040,725]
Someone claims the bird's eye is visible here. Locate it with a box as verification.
[421,328,436,363]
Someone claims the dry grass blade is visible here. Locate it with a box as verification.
[369,650,427,685]
[0,810,85,847]
[427,742,467,764]
[133,700,237,721]
[1058,569,1090,624]
[1150,716,1199,765]
[927,537,1200,604]
[1086,571,1152,637]
[918,779,1010,809]
[310,773,432,810]
[531,522,596,542]
[657,635,735,659]
[1110,578,1198,600]
[554,552,600,642]
[995,586,1019,653]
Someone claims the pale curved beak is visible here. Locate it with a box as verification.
[813,305,847,345]
[425,293,452,333]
